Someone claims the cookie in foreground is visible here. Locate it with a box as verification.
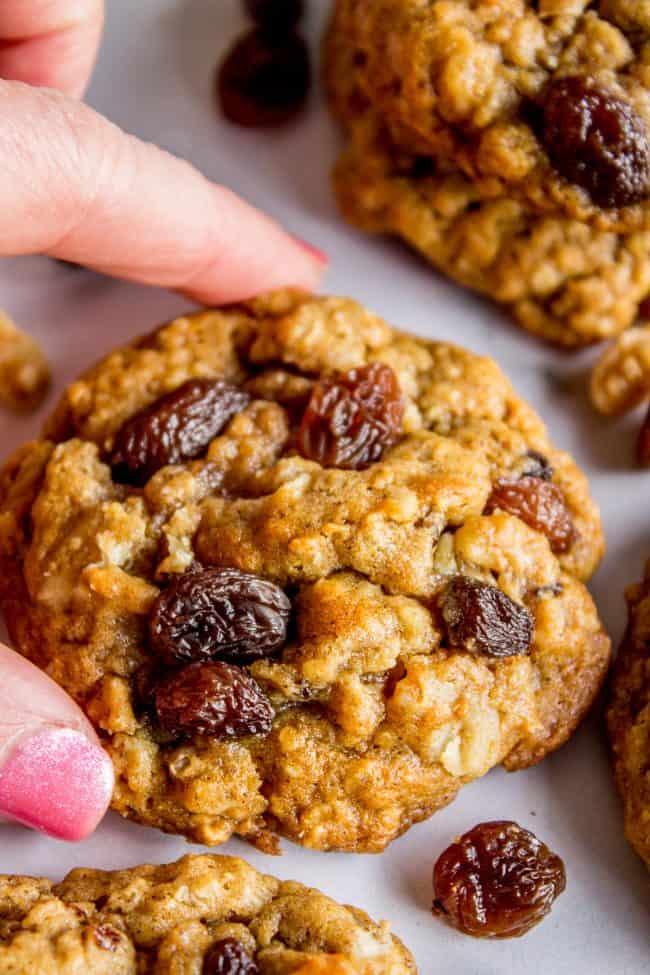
[325,0,650,346]
[608,561,650,869]
[0,853,414,974]
[0,292,610,851]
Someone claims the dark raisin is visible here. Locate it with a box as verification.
[440,577,533,658]
[636,403,650,467]
[408,156,436,180]
[297,362,404,470]
[542,76,650,208]
[218,29,310,128]
[109,379,250,486]
[522,450,553,480]
[154,661,274,739]
[483,477,576,553]
[203,938,258,975]
[244,0,304,31]
[639,295,650,320]
[93,925,121,952]
[433,821,566,938]
[149,567,290,666]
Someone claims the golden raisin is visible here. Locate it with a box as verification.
[484,477,576,554]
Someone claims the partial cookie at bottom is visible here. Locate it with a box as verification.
[0,853,414,974]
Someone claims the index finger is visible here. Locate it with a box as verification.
[0,0,104,97]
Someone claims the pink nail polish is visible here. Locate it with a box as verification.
[0,726,114,841]
[293,236,328,265]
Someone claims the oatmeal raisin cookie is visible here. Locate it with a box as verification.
[325,0,650,346]
[0,853,414,973]
[0,293,610,851]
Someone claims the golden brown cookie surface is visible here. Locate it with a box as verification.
[325,0,650,346]
[0,854,414,974]
[0,293,610,851]
[608,562,650,869]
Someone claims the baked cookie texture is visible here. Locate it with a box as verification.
[0,293,610,851]
[607,561,650,869]
[325,0,650,346]
[0,853,414,974]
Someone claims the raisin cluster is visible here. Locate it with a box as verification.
[218,0,310,127]
[107,363,405,741]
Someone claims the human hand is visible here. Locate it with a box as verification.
[0,0,326,840]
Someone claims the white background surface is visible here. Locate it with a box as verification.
[0,1,648,971]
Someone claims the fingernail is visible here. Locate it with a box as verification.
[0,726,114,841]
[293,236,328,265]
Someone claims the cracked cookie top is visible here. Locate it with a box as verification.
[0,293,610,852]
[327,0,650,227]
[0,853,414,974]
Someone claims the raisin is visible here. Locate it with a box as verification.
[433,821,566,938]
[297,362,404,470]
[542,76,650,209]
[639,295,650,320]
[636,403,650,467]
[93,925,121,952]
[218,29,310,128]
[483,477,576,554]
[440,577,533,658]
[109,379,249,486]
[154,661,274,739]
[203,938,258,975]
[244,0,304,31]
[149,567,291,666]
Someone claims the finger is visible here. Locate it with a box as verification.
[0,82,326,303]
[0,643,114,841]
[0,1,104,98]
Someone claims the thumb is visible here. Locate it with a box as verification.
[0,643,114,841]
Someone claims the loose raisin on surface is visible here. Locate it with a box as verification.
[244,0,303,31]
[433,821,566,938]
[203,938,258,975]
[484,477,576,554]
[218,29,310,128]
[149,566,291,666]
[297,362,404,470]
[440,577,533,658]
[636,403,650,467]
[541,76,650,209]
[109,379,250,486]
[154,661,274,739]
